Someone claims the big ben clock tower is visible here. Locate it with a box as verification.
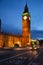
[22,3,30,46]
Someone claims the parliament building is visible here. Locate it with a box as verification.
[0,3,31,48]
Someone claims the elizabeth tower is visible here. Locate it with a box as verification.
[22,3,30,46]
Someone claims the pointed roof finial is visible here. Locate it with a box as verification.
[23,2,28,13]
[26,0,27,5]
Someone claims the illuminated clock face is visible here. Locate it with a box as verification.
[29,17,30,20]
[23,16,27,20]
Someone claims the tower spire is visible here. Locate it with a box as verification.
[23,2,28,13]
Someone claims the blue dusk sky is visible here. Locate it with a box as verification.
[0,0,43,34]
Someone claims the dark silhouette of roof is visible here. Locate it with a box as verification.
[23,3,29,13]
